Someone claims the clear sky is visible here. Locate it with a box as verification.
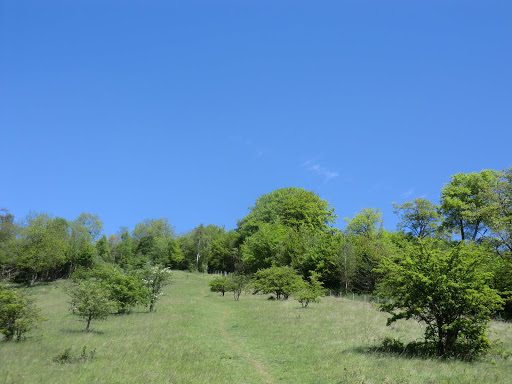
[1,1,511,236]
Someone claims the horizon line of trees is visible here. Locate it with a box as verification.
[1,167,511,304]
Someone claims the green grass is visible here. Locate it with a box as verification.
[1,271,511,383]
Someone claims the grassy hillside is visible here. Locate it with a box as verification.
[1,271,511,384]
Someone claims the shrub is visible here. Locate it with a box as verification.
[209,276,230,296]
[210,275,248,300]
[228,275,248,301]
[136,264,172,312]
[0,284,45,341]
[252,266,304,300]
[295,273,326,308]
[73,264,148,314]
[53,346,96,363]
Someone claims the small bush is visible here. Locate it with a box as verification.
[209,276,230,296]
[295,273,326,308]
[53,346,96,363]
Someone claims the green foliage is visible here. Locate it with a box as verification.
[132,218,174,242]
[0,284,45,340]
[53,346,96,363]
[73,264,148,314]
[295,229,345,291]
[207,231,238,273]
[96,235,112,262]
[166,237,187,269]
[0,209,17,280]
[240,223,291,273]
[75,213,103,241]
[237,187,336,242]
[136,264,172,312]
[111,229,135,267]
[69,279,116,331]
[179,224,233,272]
[393,198,441,238]
[345,208,383,239]
[209,274,248,300]
[227,275,247,301]
[67,213,103,276]
[251,266,304,300]
[295,273,326,307]
[209,275,230,296]
[489,254,512,319]
[377,240,504,358]
[486,167,512,256]
[440,169,500,241]
[343,210,392,293]
[0,209,16,243]
[18,213,70,285]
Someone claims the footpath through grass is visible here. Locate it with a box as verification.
[1,271,511,383]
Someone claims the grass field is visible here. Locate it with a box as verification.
[1,271,511,384]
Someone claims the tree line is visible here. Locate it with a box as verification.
[1,167,511,357]
[1,168,511,300]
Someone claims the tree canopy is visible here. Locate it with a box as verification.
[237,188,336,241]
[377,240,503,357]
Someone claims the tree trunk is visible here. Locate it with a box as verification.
[30,273,38,287]
[86,315,92,332]
[472,220,480,242]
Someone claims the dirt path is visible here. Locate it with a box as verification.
[217,305,274,384]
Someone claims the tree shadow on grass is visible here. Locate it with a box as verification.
[366,338,437,359]
[354,338,484,362]
[60,328,105,335]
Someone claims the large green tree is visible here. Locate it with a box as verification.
[18,214,70,285]
[67,213,103,275]
[180,224,231,272]
[377,240,503,357]
[440,170,500,241]
[344,209,388,293]
[0,209,18,279]
[486,167,512,255]
[393,198,441,238]
[237,188,336,242]
[132,218,174,242]
[240,222,292,273]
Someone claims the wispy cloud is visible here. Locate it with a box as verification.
[303,160,339,182]
[401,188,414,198]
[227,135,265,158]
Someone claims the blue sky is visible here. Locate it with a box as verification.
[1,1,511,236]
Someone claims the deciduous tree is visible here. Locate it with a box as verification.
[69,279,115,331]
[440,170,500,241]
[393,198,441,238]
[251,266,304,300]
[237,188,336,242]
[377,240,503,357]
